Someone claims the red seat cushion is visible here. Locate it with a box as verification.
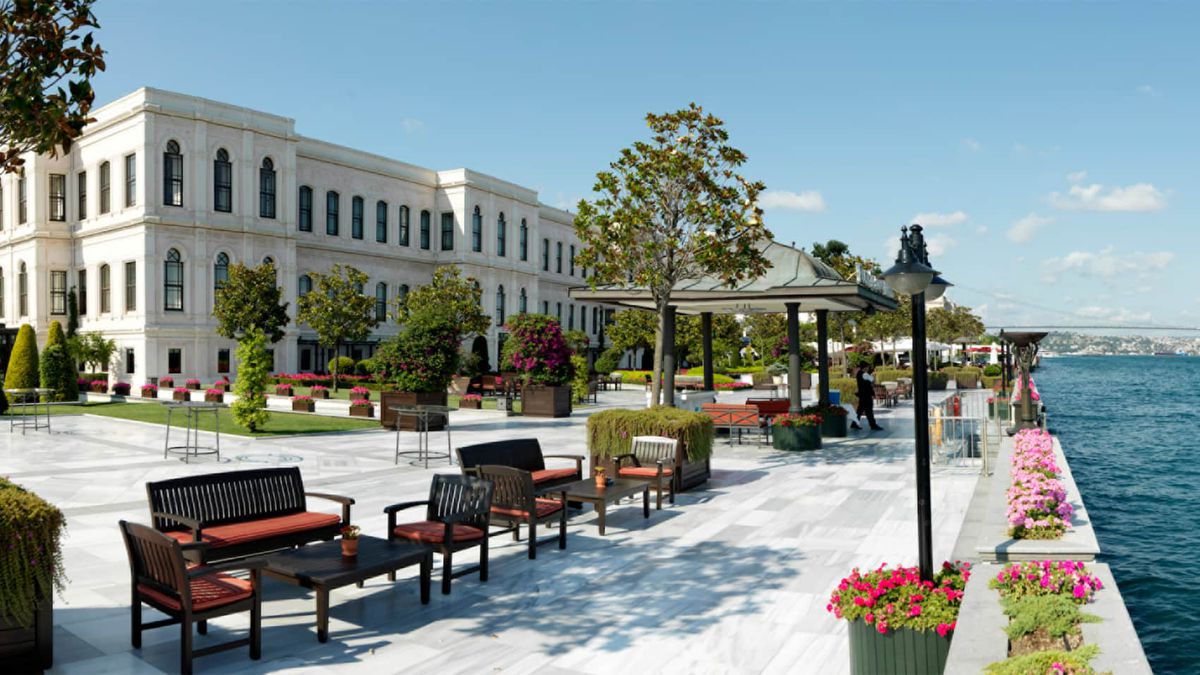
[163,512,341,548]
[392,520,486,544]
[531,468,578,484]
[492,498,563,520]
[618,466,674,479]
[139,573,252,612]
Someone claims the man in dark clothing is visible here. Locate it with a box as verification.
[850,365,884,431]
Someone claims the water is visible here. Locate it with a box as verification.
[1037,355,1197,674]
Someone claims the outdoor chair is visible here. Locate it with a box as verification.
[480,375,499,396]
[874,384,897,408]
[118,520,263,675]
[386,474,493,595]
[475,465,567,559]
[614,436,677,510]
[609,372,623,390]
[701,403,767,444]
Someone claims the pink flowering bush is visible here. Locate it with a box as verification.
[503,314,574,387]
[715,381,752,391]
[1007,429,1074,539]
[373,321,461,393]
[292,395,314,403]
[140,384,158,396]
[827,561,970,636]
[988,560,1103,604]
[349,386,370,399]
[275,383,293,396]
[111,382,131,396]
[461,394,482,402]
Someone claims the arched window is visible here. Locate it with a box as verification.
[420,210,431,250]
[298,274,312,297]
[471,206,483,252]
[350,195,363,239]
[164,248,183,311]
[569,244,576,275]
[163,140,183,207]
[262,255,274,266]
[556,242,563,273]
[326,191,340,236]
[99,264,111,313]
[375,282,388,321]
[495,285,506,326]
[398,205,410,246]
[497,213,506,257]
[298,186,313,231]
[18,262,28,316]
[518,287,527,314]
[399,283,410,301]
[214,148,232,212]
[542,238,550,271]
[214,252,230,289]
[519,219,528,261]
[376,200,388,243]
[259,158,276,218]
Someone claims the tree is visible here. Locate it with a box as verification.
[394,265,490,341]
[39,320,78,401]
[213,261,290,343]
[1,0,106,173]
[296,264,377,391]
[563,329,590,355]
[744,313,787,364]
[231,327,271,432]
[70,330,114,374]
[606,309,656,365]
[576,104,771,405]
[4,324,39,390]
[66,287,79,337]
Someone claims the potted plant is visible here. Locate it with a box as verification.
[927,372,949,391]
[504,314,574,418]
[203,388,224,403]
[349,386,371,401]
[803,403,849,438]
[0,478,66,671]
[828,561,971,675]
[274,383,293,397]
[172,387,190,402]
[586,407,714,492]
[212,377,231,392]
[111,382,131,396]
[372,321,459,430]
[158,376,174,389]
[349,398,374,418]
[140,383,158,399]
[185,378,202,391]
[292,395,315,413]
[459,393,483,409]
[89,379,107,393]
[772,413,823,451]
[310,384,329,399]
[340,525,360,558]
[594,466,607,489]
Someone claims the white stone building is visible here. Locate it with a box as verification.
[0,88,612,384]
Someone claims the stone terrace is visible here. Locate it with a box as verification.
[2,390,979,674]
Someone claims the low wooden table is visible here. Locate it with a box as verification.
[262,535,433,643]
[555,478,650,536]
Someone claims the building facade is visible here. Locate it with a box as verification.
[0,88,611,384]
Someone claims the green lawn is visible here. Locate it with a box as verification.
[6,402,381,437]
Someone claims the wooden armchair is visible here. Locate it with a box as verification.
[119,520,263,675]
[475,465,567,560]
[386,474,493,595]
[614,436,677,510]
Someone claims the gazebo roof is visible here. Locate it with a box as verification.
[569,240,898,315]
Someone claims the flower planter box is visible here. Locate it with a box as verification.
[186,382,202,391]
[172,390,189,402]
[955,375,979,389]
[848,619,950,675]
[521,385,572,418]
[459,398,482,410]
[293,400,316,413]
[212,382,230,392]
[204,393,224,403]
[448,375,473,396]
[90,382,107,393]
[821,413,848,438]
[380,391,447,430]
[773,424,822,451]
[349,389,371,401]
[309,388,329,399]
[349,404,374,418]
[0,595,53,671]
[140,389,158,399]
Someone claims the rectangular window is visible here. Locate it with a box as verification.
[556,242,563,273]
[299,187,312,231]
[260,165,276,218]
[168,348,182,374]
[556,302,562,321]
[541,300,549,315]
[18,171,28,223]
[100,162,111,214]
[375,201,387,243]
[542,239,550,271]
[50,271,67,314]
[49,174,66,221]
[351,196,363,239]
[100,265,111,313]
[420,211,431,249]
[398,206,410,246]
[125,347,135,374]
[163,152,183,207]
[124,261,136,312]
[581,305,586,334]
[300,348,312,372]
[77,171,87,219]
[217,348,230,373]
[568,303,575,330]
[519,223,528,261]
[569,245,576,276]
[326,191,340,236]
[124,153,137,207]
[593,307,599,334]
[440,212,454,250]
[77,269,87,316]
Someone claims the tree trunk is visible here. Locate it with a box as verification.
[650,309,664,407]
[332,339,341,392]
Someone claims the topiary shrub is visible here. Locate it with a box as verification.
[830,377,858,406]
[984,363,1002,377]
[594,347,622,375]
[4,324,39,391]
[232,327,272,432]
[327,356,355,379]
[587,407,714,461]
[874,368,913,383]
[0,478,67,628]
[372,321,459,393]
[38,345,79,402]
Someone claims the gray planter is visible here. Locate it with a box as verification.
[772,424,821,451]
[848,619,950,675]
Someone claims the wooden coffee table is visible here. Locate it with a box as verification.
[262,535,433,642]
[556,478,650,535]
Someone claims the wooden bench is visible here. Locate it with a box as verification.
[145,467,354,564]
[675,375,706,390]
[456,438,583,490]
[746,398,791,438]
[701,403,766,444]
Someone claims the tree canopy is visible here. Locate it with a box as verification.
[296,264,377,389]
[213,261,290,343]
[394,265,490,340]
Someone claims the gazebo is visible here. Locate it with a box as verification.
[569,241,899,413]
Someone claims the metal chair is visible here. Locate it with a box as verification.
[386,474,493,595]
[614,436,677,510]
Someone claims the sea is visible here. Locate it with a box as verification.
[1037,355,1194,674]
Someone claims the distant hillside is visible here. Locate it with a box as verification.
[1040,332,1198,356]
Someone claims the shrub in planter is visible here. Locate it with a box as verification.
[310,384,329,399]
[292,395,315,412]
[158,376,174,388]
[75,377,90,390]
[0,478,67,670]
[988,560,1103,604]
[111,382,131,396]
[459,393,483,409]
[4,324,39,391]
[372,320,459,429]
[185,378,202,390]
[804,403,849,437]
[984,644,1100,675]
[772,413,822,451]
[587,407,714,491]
[172,387,190,401]
[349,398,374,418]
[203,389,225,403]
[232,327,272,432]
[140,384,158,399]
[503,314,574,417]
[349,386,371,401]
[89,379,107,393]
[275,383,294,396]
[927,372,949,390]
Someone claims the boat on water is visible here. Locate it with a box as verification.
[1154,351,1188,357]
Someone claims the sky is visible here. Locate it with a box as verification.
[86,0,1200,333]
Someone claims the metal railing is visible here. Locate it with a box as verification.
[929,390,996,474]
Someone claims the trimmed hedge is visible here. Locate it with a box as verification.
[587,407,714,461]
[830,377,858,406]
[874,367,913,383]
[39,345,79,402]
[3,324,39,391]
[327,356,356,377]
[0,477,67,628]
[617,370,736,386]
[928,372,950,390]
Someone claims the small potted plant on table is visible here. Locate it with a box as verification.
[459,393,482,409]
[292,395,315,413]
[772,413,823,451]
[594,466,607,489]
[340,525,360,558]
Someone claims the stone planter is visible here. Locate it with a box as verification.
[928,377,948,391]
[521,385,572,418]
[349,404,374,418]
[293,400,315,413]
[204,393,224,403]
[0,594,53,671]
[821,413,848,438]
[449,375,473,396]
[955,375,979,389]
[459,398,482,410]
[848,619,950,675]
[380,391,447,430]
[772,424,822,451]
[172,390,189,402]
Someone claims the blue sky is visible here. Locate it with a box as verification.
[90,1,1199,332]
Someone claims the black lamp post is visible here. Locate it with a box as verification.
[881,224,948,583]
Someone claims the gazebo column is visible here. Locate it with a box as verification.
[786,303,802,415]
[701,312,714,391]
[662,305,677,407]
[816,309,831,407]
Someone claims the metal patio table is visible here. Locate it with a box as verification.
[390,404,453,468]
[5,387,54,434]
[162,400,223,462]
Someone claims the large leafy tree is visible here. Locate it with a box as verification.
[394,265,490,340]
[575,103,770,405]
[1,0,106,173]
[606,310,656,364]
[213,261,290,343]
[68,330,113,374]
[811,239,887,372]
[296,264,377,391]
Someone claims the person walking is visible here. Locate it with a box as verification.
[850,364,884,431]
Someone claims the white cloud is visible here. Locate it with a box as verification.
[1137,84,1161,97]
[925,234,956,258]
[400,118,425,134]
[759,190,826,212]
[1049,182,1167,212]
[1042,246,1174,283]
[976,225,989,235]
[1066,170,1087,183]
[911,210,968,227]
[962,138,981,152]
[1074,306,1152,323]
[1007,213,1053,244]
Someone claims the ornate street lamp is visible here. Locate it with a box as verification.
[1002,330,1048,435]
[881,224,944,582]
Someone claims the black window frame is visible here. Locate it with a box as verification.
[48,173,66,221]
[420,210,431,249]
[542,238,550,271]
[375,282,388,321]
[441,212,455,251]
[17,170,27,224]
[556,242,563,274]
[164,248,183,312]
[214,149,232,213]
[125,347,136,374]
[375,200,388,243]
[519,219,528,261]
[495,285,506,326]
[497,213,506,257]
[217,348,230,374]
[398,205,410,246]
[298,186,313,231]
[18,263,27,316]
[163,141,183,207]
[214,252,230,289]
[298,274,312,298]
[168,348,182,374]
[471,206,482,252]
[99,162,110,214]
[569,245,576,276]
[77,268,87,316]
[50,270,67,314]
[77,170,87,219]
[259,158,276,219]
[326,191,340,236]
[99,263,111,313]
[351,195,364,239]
[519,288,527,314]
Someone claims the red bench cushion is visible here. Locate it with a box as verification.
[531,468,577,484]
[163,511,341,548]
[392,520,486,544]
[619,466,674,478]
[492,498,563,520]
[139,573,252,612]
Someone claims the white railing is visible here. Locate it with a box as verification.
[929,389,996,474]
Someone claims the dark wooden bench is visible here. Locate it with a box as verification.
[145,467,354,564]
[701,403,766,444]
[456,438,583,490]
